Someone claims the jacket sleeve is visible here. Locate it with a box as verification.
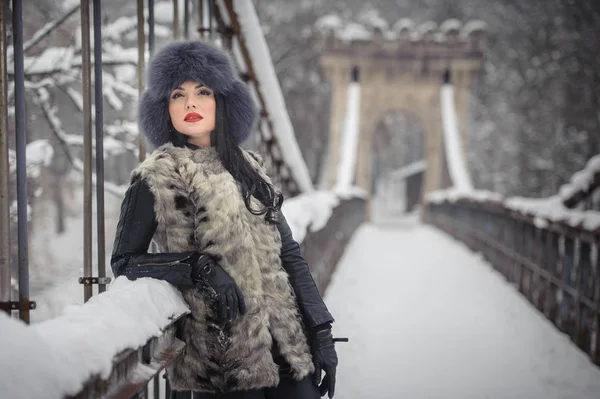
[110,176,198,288]
[276,212,334,329]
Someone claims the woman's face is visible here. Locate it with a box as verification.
[168,81,216,147]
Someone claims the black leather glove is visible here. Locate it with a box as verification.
[310,329,338,398]
[192,254,247,322]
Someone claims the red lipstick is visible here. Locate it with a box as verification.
[184,112,203,122]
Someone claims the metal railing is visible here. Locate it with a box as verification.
[302,197,366,294]
[425,197,600,366]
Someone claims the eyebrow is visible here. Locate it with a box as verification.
[174,84,206,91]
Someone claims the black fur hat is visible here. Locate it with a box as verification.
[138,40,258,147]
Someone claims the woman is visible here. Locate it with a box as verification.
[110,40,339,399]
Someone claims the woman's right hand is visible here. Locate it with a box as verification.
[192,254,247,322]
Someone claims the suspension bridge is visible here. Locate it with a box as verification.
[1,1,600,398]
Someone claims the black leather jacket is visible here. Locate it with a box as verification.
[110,178,334,330]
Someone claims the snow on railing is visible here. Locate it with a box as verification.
[426,188,600,233]
[559,154,600,211]
[0,278,189,398]
[283,187,366,244]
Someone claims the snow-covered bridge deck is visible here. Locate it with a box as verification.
[326,217,600,399]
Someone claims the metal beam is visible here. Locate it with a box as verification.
[12,0,30,322]
[0,0,11,313]
[137,0,146,162]
[80,0,93,302]
[93,0,106,293]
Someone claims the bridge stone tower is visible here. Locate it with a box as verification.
[317,17,485,199]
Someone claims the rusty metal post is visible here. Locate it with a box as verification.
[93,0,107,293]
[81,0,93,302]
[12,0,30,322]
[173,0,180,39]
[0,0,10,313]
[137,0,146,162]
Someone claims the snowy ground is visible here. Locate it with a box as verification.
[325,216,600,399]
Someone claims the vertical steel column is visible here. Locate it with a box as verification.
[0,0,10,313]
[183,0,189,39]
[148,0,155,56]
[198,0,204,39]
[81,0,93,302]
[12,0,30,322]
[207,0,213,39]
[137,0,145,162]
[93,0,106,293]
[173,0,180,39]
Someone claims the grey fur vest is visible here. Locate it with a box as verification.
[131,143,314,393]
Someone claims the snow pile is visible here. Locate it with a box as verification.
[19,47,75,75]
[231,0,313,194]
[359,10,388,32]
[338,23,373,42]
[0,277,189,398]
[440,19,462,33]
[558,154,600,205]
[335,82,361,191]
[282,188,366,243]
[417,21,438,36]
[392,18,415,34]
[315,14,343,33]
[460,20,487,39]
[440,84,473,191]
[8,139,54,176]
[506,196,600,231]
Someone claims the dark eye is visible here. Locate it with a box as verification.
[171,92,183,99]
[199,89,212,96]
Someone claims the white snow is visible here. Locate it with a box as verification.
[335,82,361,191]
[8,140,54,177]
[461,20,487,39]
[0,278,189,399]
[231,0,313,194]
[440,84,473,191]
[359,10,388,32]
[154,0,185,25]
[282,187,365,243]
[417,21,438,36]
[315,14,343,33]
[440,19,462,33]
[392,18,415,34]
[18,47,75,75]
[426,188,600,232]
[326,220,600,399]
[559,154,600,203]
[337,23,373,42]
[389,159,427,181]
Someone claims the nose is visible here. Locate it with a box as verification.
[185,98,197,109]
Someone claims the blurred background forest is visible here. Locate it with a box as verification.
[4,0,600,319]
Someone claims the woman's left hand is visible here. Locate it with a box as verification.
[310,329,338,398]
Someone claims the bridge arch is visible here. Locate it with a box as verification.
[317,18,485,201]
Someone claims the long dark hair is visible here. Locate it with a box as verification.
[170,94,283,223]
